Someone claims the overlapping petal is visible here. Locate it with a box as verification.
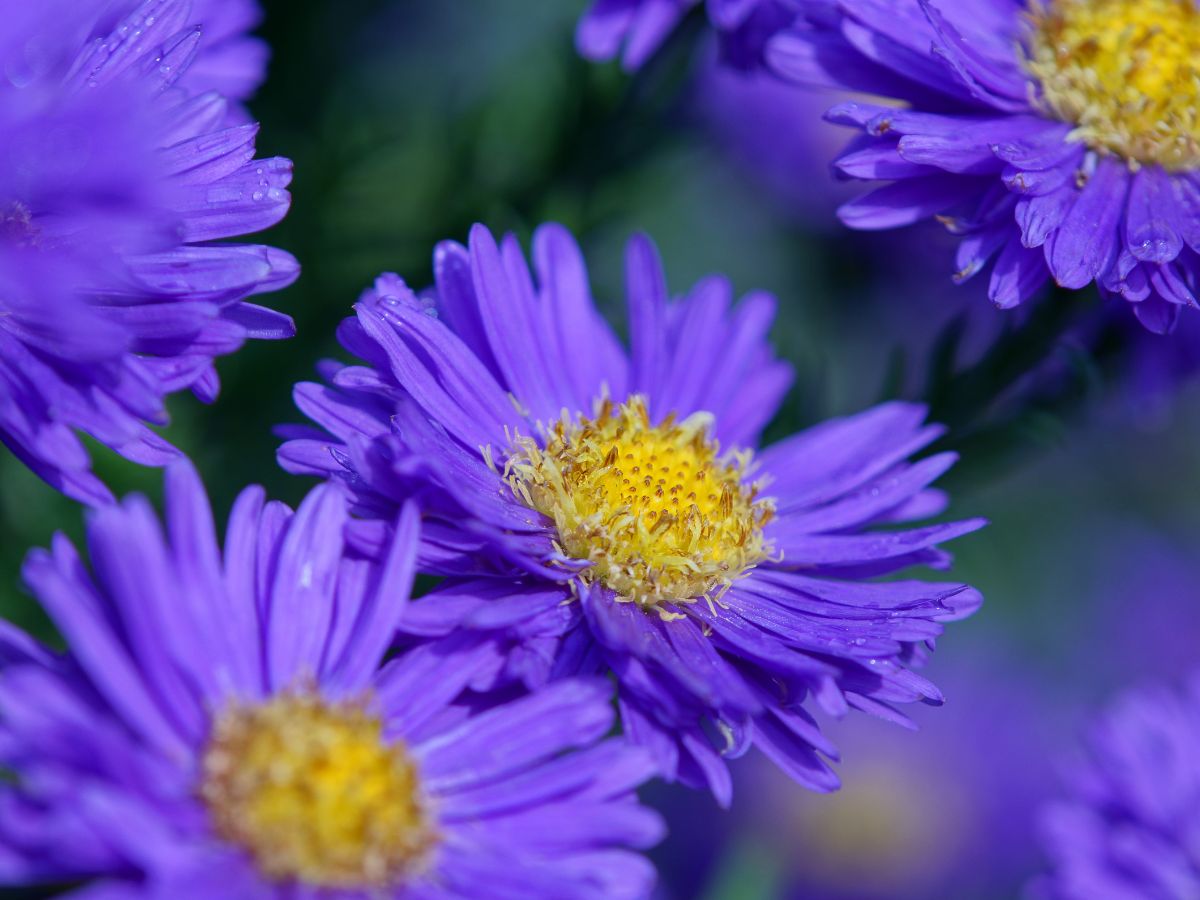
[0,0,296,504]
[766,0,1200,333]
[0,463,662,897]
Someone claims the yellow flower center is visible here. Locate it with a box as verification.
[1026,0,1200,170]
[504,395,774,615]
[201,691,434,888]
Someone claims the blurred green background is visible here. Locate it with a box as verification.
[3,2,1199,897]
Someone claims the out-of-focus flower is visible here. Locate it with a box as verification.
[769,0,1200,333]
[1116,314,1200,425]
[694,54,856,226]
[736,640,1061,899]
[1032,674,1200,898]
[280,222,984,806]
[0,462,663,898]
[0,0,296,504]
[577,0,799,71]
[1068,522,1200,687]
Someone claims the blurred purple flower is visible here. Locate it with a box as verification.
[1033,675,1200,898]
[769,0,1200,333]
[577,0,799,71]
[1069,522,1200,687]
[0,462,663,897]
[1117,314,1200,425]
[694,55,855,226]
[0,0,296,504]
[735,639,1062,898]
[280,222,984,806]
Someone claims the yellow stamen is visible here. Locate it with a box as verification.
[1025,0,1200,170]
[505,395,774,615]
[201,691,434,888]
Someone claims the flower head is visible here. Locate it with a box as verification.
[0,0,297,504]
[280,223,985,804]
[0,462,662,898]
[768,0,1200,333]
[1033,675,1200,898]
[577,0,798,70]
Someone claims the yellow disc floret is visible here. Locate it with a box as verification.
[201,691,434,888]
[504,395,774,615]
[1026,0,1200,170]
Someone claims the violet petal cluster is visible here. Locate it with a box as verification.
[0,463,663,898]
[1034,675,1200,898]
[767,0,1200,332]
[0,0,296,504]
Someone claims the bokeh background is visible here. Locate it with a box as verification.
[3,2,1199,898]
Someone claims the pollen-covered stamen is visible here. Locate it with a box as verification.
[201,691,435,888]
[1026,0,1200,171]
[505,395,774,615]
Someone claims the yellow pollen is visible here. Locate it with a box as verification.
[1025,0,1200,170]
[504,395,774,614]
[200,691,434,888]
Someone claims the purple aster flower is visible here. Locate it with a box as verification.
[1032,675,1200,898]
[768,0,1200,333]
[0,0,297,504]
[279,223,985,805]
[577,0,800,70]
[0,461,663,898]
